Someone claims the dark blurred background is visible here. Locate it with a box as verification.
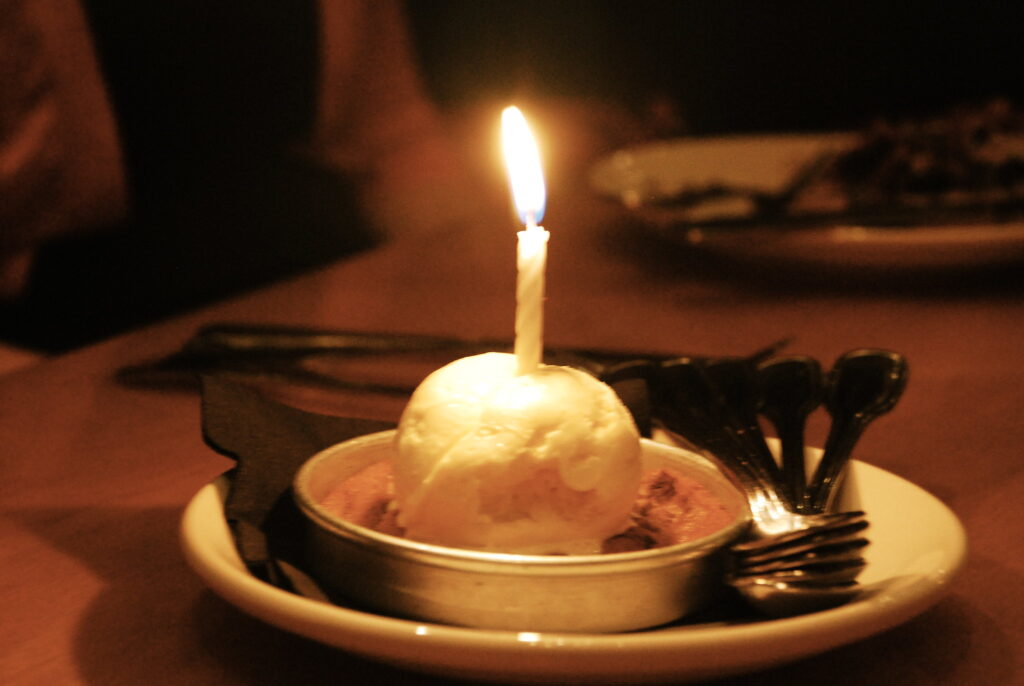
[407,1,1024,134]
[5,1,1022,355]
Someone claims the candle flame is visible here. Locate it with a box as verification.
[501,106,546,225]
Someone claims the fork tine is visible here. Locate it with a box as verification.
[735,534,869,565]
[732,559,866,585]
[738,550,867,574]
[731,515,868,554]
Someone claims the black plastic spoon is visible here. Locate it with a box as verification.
[757,356,823,512]
[807,349,909,513]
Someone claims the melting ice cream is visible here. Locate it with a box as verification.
[392,352,642,554]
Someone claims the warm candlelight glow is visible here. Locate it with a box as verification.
[502,106,550,375]
[501,106,546,226]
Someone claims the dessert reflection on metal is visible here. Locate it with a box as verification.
[608,349,908,617]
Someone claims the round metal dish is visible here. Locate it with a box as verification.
[293,431,748,633]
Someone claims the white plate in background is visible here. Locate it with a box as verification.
[589,134,1024,272]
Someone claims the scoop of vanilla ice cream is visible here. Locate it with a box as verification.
[393,352,642,554]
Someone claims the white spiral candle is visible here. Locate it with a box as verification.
[502,106,550,376]
[515,222,549,374]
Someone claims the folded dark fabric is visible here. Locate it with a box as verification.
[200,375,392,596]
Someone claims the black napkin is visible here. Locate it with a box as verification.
[200,375,393,597]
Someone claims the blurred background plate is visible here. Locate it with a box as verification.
[589,134,1024,273]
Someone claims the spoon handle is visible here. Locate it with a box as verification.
[778,423,809,512]
[648,360,788,514]
[807,416,865,512]
[702,358,792,508]
[756,356,823,513]
[808,349,909,512]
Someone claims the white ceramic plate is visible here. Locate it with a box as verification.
[589,134,1024,272]
[180,456,966,684]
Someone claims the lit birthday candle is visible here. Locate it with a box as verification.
[389,108,643,556]
[501,106,549,375]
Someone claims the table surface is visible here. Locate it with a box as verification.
[3,109,1024,685]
